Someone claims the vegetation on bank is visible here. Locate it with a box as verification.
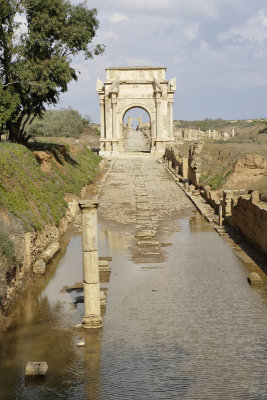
[0,142,100,231]
[174,118,267,132]
[0,222,15,262]
[29,109,90,138]
[199,170,232,190]
[194,142,267,193]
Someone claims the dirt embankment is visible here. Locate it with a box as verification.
[0,142,101,328]
[167,140,267,196]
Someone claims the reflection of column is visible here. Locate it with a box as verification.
[79,201,102,329]
[99,96,105,140]
[156,93,162,139]
[84,333,101,400]
[169,99,174,139]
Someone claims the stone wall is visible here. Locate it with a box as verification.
[163,146,267,256]
[231,192,267,254]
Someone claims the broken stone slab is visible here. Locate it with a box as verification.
[76,340,85,347]
[136,220,152,224]
[139,250,160,255]
[99,256,112,261]
[41,241,60,264]
[33,241,60,274]
[99,259,111,273]
[137,205,150,210]
[73,324,82,328]
[100,290,106,306]
[247,272,264,287]
[33,258,46,274]
[137,240,159,248]
[25,362,48,376]
[135,230,155,239]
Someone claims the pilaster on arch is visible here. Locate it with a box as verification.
[96,66,176,156]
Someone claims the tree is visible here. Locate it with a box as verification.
[0,0,104,143]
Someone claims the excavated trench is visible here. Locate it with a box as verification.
[0,138,266,399]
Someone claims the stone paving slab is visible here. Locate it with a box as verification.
[98,154,193,264]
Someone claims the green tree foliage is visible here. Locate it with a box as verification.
[29,108,89,138]
[0,0,104,143]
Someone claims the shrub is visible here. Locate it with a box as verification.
[29,109,90,138]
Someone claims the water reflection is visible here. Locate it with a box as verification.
[0,212,266,399]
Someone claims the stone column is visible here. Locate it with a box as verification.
[219,204,223,226]
[111,94,117,139]
[155,93,162,139]
[168,99,174,139]
[79,200,102,329]
[99,96,105,140]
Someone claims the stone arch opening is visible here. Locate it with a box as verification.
[122,106,151,152]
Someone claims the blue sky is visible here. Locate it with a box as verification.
[58,0,267,122]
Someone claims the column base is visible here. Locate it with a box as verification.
[152,139,175,155]
[82,315,103,329]
[100,139,120,157]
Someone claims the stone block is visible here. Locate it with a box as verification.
[137,240,159,248]
[99,259,111,274]
[25,362,48,376]
[33,258,46,274]
[250,191,260,204]
[100,290,106,306]
[247,272,263,286]
[41,241,60,264]
[76,340,85,347]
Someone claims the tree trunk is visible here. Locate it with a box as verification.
[6,121,24,143]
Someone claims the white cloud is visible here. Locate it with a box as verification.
[102,31,119,40]
[109,0,217,19]
[218,9,267,44]
[125,58,155,67]
[184,23,199,41]
[107,12,129,23]
[199,40,208,50]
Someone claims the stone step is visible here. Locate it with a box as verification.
[137,240,160,247]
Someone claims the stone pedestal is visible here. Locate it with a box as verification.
[79,201,103,329]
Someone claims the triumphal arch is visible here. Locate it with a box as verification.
[96,66,176,155]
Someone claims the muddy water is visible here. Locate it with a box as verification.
[0,158,267,399]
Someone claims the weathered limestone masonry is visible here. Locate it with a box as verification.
[230,191,267,254]
[79,201,102,329]
[96,66,176,156]
[163,148,267,283]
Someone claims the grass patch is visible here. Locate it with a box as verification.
[0,222,15,261]
[0,142,100,231]
[200,169,232,190]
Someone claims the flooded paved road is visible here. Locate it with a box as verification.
[0,153,266,399]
